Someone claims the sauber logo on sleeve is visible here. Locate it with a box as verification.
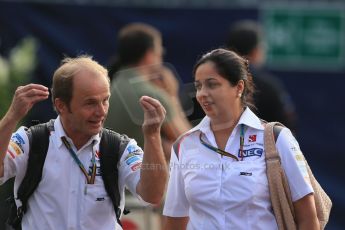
[248,135,257,142]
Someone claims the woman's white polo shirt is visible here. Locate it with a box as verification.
[163,108,313,229]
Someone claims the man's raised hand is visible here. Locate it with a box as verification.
[8,84,49,121]
[139,96,166,135]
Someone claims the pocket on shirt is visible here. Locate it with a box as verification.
[81,183,116,230]
[228,161,269,203]
[226,162,257,203]
[182,149,222,206]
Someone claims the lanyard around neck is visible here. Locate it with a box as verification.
[199,124,246,161]
[61,136,96,184]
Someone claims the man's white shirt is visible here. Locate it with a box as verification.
[0,117,145,230]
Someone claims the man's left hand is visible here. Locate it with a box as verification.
[139,96,166,135]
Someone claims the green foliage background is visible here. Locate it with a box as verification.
[0,37,37,228]
[0,37,37,117]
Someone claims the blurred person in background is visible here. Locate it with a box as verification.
[106,22,191,163]
[163,48,318,230]
[226,20,297,132]
[0,56,167,230]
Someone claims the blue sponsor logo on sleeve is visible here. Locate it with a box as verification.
[11,133,25,153]
[126,156,141,165]
[127,144,142,153]
[13,133,25,145]
[126,144,143,155]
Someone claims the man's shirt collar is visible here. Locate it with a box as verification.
[53,116,101,149]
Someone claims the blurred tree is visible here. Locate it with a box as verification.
[0,37,37,117]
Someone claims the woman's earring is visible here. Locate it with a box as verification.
[238,92,242,98]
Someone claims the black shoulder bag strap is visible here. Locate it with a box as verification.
[99,128,130,226]
[11,120,55,228]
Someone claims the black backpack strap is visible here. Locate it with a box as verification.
[99,128,130,226]
[16,120,55,216]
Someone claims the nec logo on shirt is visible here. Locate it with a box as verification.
[239,148,263,158]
